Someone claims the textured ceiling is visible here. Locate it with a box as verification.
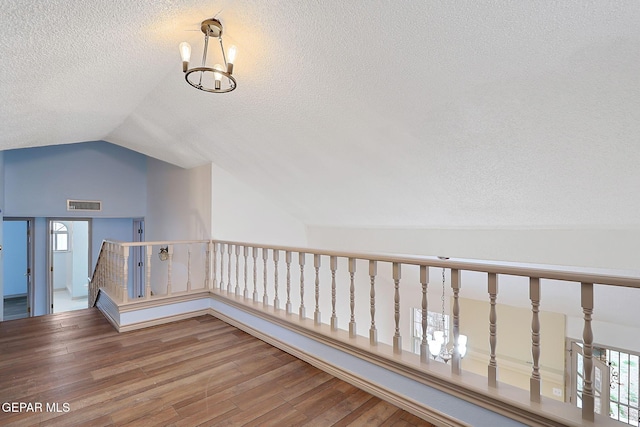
[1,1,639,228]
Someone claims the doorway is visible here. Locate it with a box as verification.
[2,218,34,320]
[48,219,91,314]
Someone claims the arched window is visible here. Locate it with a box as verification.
[53,222,69,251]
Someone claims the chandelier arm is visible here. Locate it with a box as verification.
[218,37,235,86]
[199,34,210,87]
[219,37,228,69]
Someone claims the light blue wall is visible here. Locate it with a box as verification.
[2,221,28,297]
[92,218,135,269]
[4,141,147,217]
[33,218,47,316]
[1,142,149,316]
[0,151,4,320]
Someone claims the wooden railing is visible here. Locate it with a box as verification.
[90,238,640,426]
[90,239,211,302]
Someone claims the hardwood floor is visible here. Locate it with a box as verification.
[0,309,433,426]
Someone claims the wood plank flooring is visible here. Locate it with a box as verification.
[0,309,433,426]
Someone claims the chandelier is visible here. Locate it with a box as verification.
[428,263,468,362]
[179,18,237,93]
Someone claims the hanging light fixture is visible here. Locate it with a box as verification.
[179,18,237,93]
[428,260,468,363]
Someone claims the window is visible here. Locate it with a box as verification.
[573,342,639,426]
[53,222,69,251]
[609,349,639,426]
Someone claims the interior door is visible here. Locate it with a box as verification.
[2,219,33,320]
[571,341,610,416]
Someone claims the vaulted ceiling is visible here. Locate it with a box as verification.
[2,1,639,228]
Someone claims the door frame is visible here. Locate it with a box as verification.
[2,217,35,318]
[46,218,92,314]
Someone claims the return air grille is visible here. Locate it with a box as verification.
[67,199,102,212]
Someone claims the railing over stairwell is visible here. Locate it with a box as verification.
[90,238,640,426]
[90,239,211,304]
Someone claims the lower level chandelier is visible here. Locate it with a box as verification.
[179,18,237,93]
[428,263,468,362]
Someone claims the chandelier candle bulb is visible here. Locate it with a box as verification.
[213,64,223,90]
[227,45,237,74]
[179,42,191,72]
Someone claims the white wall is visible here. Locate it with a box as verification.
[307,226,640,354]
[145,159,211,241]
[306,226,640,271]
[145,160,212,295]
[211,163,307,246]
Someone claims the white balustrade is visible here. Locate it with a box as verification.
[89,237,640,426]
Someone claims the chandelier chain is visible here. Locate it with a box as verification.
[441,267,446,334]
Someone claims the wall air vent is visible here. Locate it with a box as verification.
[67,199,102,212]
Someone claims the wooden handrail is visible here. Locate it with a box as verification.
[204,239,640,288]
